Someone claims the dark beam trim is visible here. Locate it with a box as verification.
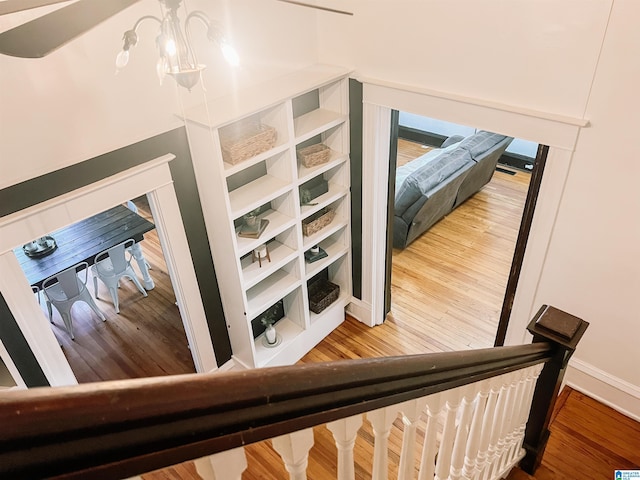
[494,145,549,346]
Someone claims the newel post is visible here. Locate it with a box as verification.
[520,305,589,474]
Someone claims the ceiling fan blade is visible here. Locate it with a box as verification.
[0,0,140,58]
[276,0,353,16]
[0,0,74,16]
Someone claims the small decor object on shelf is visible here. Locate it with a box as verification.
[260,307,281,347]
[302,207,336,236]
[239,209,270,239]
[308,278,340,314]
[304,245,328,263]
[219,122,277,165]
[297,143,331,168]
[23,236,57,258]
[300,176,329,205]
[252,243,271,267]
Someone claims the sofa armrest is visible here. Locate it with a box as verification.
[441,134,465,149]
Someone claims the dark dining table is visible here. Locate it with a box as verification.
[15,204,156,290]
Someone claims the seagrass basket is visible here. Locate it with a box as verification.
[297,143,331,168]
[302,207,335,236]
[219,123,277,165]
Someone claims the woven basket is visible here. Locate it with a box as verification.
[308,278,340,314]
[297,143,331,168]
[302,207,335,236]
[219,123,277,165]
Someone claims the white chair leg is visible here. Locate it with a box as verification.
[60,312,74,340]
[108,287,120,313]
[46,300,54,324]
[128,274,148,297]
[93,275,99,298]
[85,295,106,321]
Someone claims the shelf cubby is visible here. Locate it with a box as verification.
[253,287,306,367]
[240,227,299,289]
[304,226,349,279]
[245,260,300,320]
[302,195,350,250]
[307,255,350,325]
[227,150,294,217]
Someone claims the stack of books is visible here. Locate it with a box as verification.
[238,219,269,239]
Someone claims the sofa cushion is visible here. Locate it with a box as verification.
[394,148,472,216]
[457,130,511,161]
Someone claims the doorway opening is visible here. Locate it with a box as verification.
[18,195,196,383]
[386,112,545,350]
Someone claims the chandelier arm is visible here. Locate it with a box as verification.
[132,14,163,31]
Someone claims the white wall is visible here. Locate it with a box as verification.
[318,0,640,417]
[0,0,319,190]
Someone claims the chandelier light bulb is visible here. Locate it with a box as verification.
[115,49,130,69]
[221,42,239,67]
[165,37,177,57]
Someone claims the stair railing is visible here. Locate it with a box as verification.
[0,305,587,480]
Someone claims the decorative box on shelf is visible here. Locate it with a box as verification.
[302,207,335,236]
[308,278,340,314]
[219,122,277,165]
[297,143,331,168]
[300,176,328,205]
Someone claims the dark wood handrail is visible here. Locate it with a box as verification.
[0,342,554,480]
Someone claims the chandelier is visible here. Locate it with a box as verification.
[115,0,239,91]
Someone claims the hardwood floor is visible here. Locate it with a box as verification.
[391,139,530,350]
[36,197,196,383]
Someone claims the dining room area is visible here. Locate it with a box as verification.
[14,195,196,384]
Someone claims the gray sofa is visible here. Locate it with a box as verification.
[393,131,513,249]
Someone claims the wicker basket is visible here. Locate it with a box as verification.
[302,207,335,236]
[219,123,277,165]
[308,278,340,314]
[297,143,331,168]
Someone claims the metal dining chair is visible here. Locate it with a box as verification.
[92,238,147,314]
[42,262,106,340]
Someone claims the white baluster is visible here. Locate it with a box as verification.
[501,370,528,470]
[493,371,520,477]
[509,365,543,465]
[398,397,428,480]
[367,406,400,480]
[417,392,444,480]
[449,384,477,480]
[327,415,363,480]
[434,387,462,480]
[193,447,248,480]
[484,372,515,480]
[461,379,491,479]
[478,376,505,480]
[272,428,315,480]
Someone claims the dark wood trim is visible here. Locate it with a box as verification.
[349,79,364,299]
[398,125,446,147]
[0,342,554,480]
[0,293,48,387]
[494,145,549,346]
[521,305,589,473]
[384,110,400,317]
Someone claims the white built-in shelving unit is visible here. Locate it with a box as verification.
[183,65,353,368]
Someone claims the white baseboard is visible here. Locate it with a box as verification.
[214,359,238,372]
[565,358,640,422]
[346,298,373,326]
